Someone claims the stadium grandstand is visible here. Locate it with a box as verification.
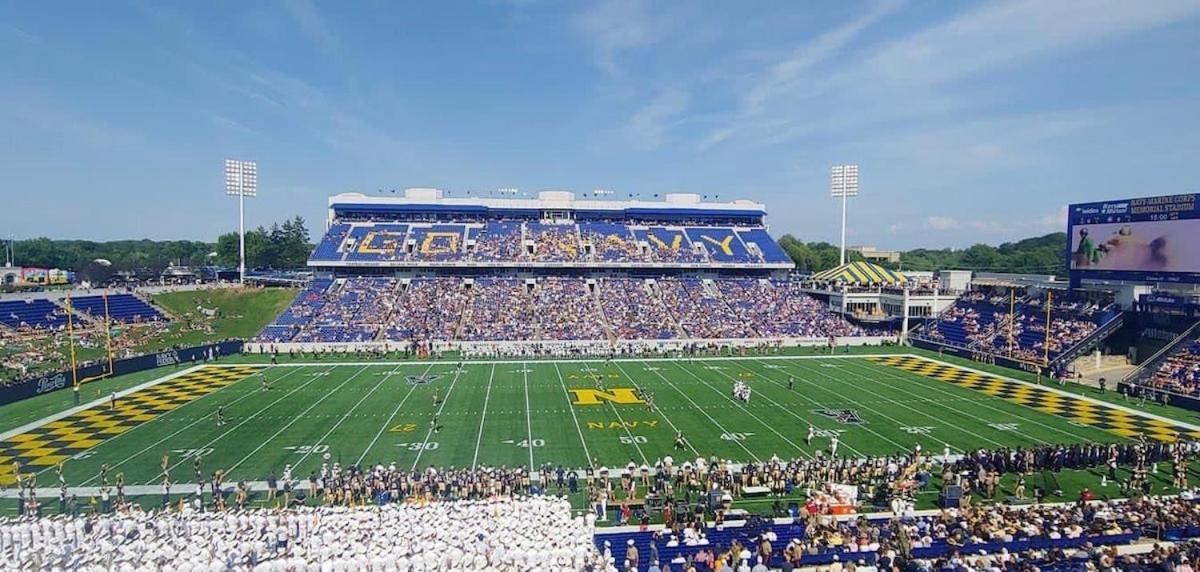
[254,188,875,349]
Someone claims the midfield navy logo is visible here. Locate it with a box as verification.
[405,374,441,386]
[813,409,865,425]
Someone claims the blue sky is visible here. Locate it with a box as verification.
[2,0,1199,249]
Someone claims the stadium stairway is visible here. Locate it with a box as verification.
[1051,309,1124,367]
[590,281,619,343]
[649,280,689,338]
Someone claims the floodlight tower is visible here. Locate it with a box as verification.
[830,164,859,266]
[224,159,258,284]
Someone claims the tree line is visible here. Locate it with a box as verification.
[8,216,313,273]
[777,232,1068,276]
[10,222,1067,277]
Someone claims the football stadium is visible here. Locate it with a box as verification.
[4,3,1200,571]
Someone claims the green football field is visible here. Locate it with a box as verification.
[8,351,1194,495]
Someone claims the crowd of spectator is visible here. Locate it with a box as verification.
[385,278,469,342]
[919,288,1114,364]
[471,222,524,261]
[582,225,644,262]
[0,496,600,571]
[528,224,583,262]
[599,279,680,340]
[260,277,872,344]
[531,278,609,340]
[658,279,756,339]
[1147,342,1200,397]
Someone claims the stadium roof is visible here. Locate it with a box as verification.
[327,189,767,218]
[811,261,909,285]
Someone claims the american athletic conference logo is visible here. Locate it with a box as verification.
[405,374,441,386]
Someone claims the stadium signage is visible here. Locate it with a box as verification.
[1067,193,1200,285]
[35,372,68,394]
[155,350,181,367]
[0,341,243,407]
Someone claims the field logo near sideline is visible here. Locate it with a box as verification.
[405,374,441,386]
[568,388,644,406]
[813,408,865,424]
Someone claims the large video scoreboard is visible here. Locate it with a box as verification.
[1067,193,1200,283]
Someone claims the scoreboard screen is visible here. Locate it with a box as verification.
[1067,193,1200,283]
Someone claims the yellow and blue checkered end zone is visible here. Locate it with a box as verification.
[868,355,1200,444]
[0,365,262,485]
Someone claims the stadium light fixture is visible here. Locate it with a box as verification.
[830,164,859,266]
[224,159,258,285]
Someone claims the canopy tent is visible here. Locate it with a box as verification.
[810,260,908,285]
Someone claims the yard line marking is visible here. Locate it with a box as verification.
[641,360,760,462]
[832,359,1053,446]
[522,362,535,470]
[295,364,402,470]
[745,359,907,452]
[580,360,648,466]
[219,365,373,478]
[471,364,497,469]
[845,359,1102,445]
[697,361,861,457]
[670,361,811,457]
[864,359,1142,443]
[552,362,593,467]
[356,363,432,467]
[761,360,957,453]
[607,361,700,459]
[789,359,1010,449]
[79,367,309,486]
[411,365,465,471]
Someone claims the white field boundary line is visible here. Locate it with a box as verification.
[356,364,434,467]
[78,367,310,486]
[470,364,497,469]
[0,364,212,442]
[910,354,1200,433]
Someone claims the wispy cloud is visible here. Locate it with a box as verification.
[860,0,1200,87]
[620,89,690,148]
[282,0,340,55]
[743,0,903,114]
[574,0,668,75]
